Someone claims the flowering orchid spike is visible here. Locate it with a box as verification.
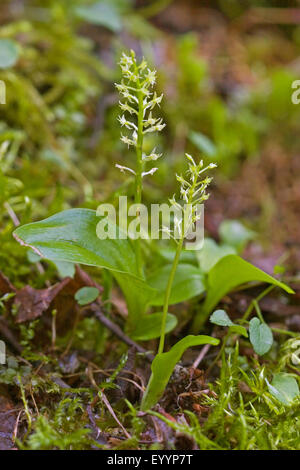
[116,50,165,177]
[116,50,165,276]
[168,154,217,242]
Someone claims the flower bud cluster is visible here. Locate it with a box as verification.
[169,154,217,241]
[115,51,165,178]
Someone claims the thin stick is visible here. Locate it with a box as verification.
[192,343,212,369]
[87,366,132,440]
[88,305,154,362]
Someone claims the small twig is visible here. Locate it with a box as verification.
[88,304,154,362]
[87,365,132,440]
[12,409,23,444]
[4,201,20,226]
[86,404,107,445]
[192,343,212,369]
[29,383,39,416]
[100,391,132,439]
[17,373,32,438]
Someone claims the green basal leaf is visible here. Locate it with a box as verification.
[192,255,294,332]
[14,209,138,275]
[13,209,156,329]
[267,373,300,406]
[140,335,219,410]
[75,287,100,306]
[148,264,205,306]
[0,39,19,69]
[249,317,273,356]
[131,313,177,341]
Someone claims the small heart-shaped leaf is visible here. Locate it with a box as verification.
[249,317,273,356]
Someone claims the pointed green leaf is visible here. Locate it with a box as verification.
[13,209,156,327]
[14,209,138,275]
[192,255,294,332]
[141,335,219,410]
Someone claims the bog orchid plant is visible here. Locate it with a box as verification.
[13,51,293,410]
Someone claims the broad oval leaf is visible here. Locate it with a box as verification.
[249,317,273,356]
[0,39,19,69]
[192,255,294,332]
[148,264,205,306]
[13,209,156,327]
[131,313,177,341]
[141,335,219,410]
[14,209,138,276]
